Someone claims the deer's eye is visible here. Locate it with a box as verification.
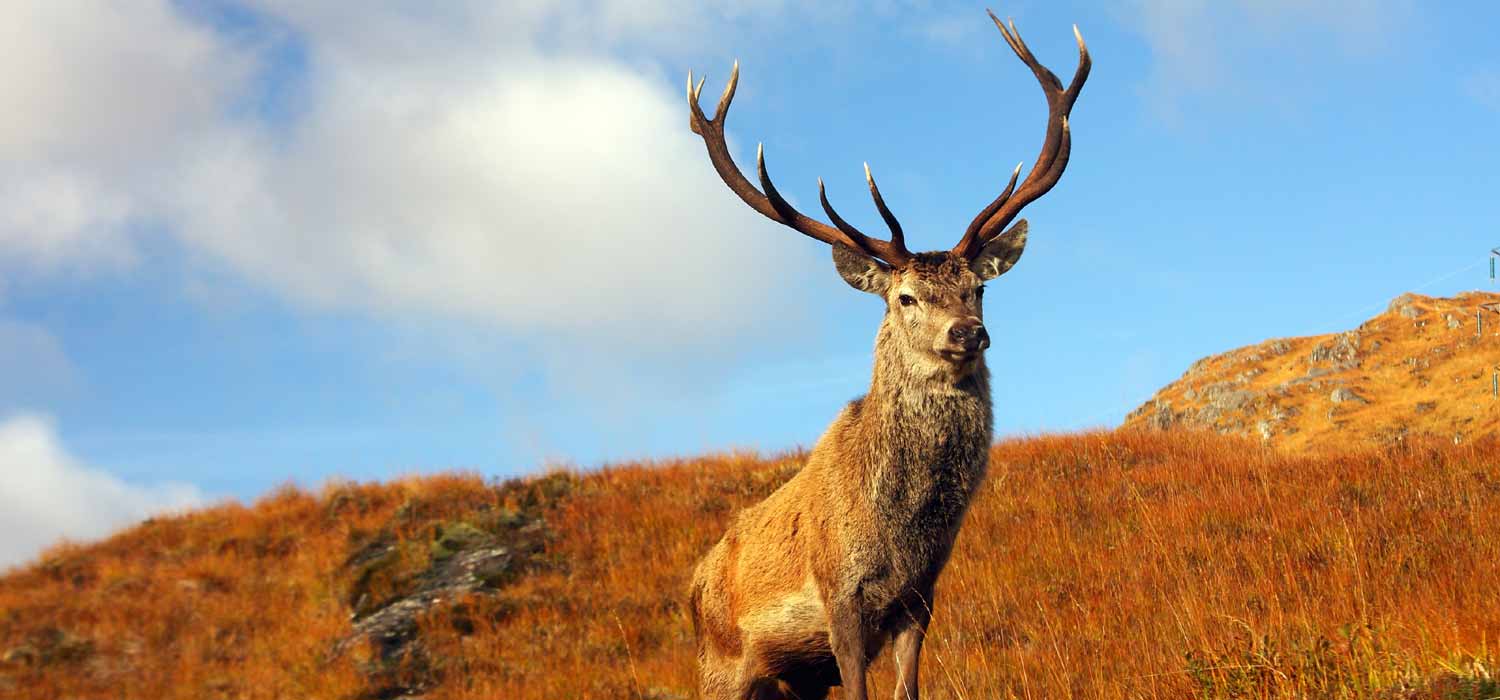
[898,294,917,307]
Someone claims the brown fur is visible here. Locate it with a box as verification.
[690,250,1005,700]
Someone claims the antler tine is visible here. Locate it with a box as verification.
[817,175,910,262]
[686,62,912,265]
[715,61,738,121]
[961,162,1022,246]
[1065,24,1091,109]
[863,163,906,254]
[817,178,872,253]
[687,72,707,134]
[755,145,863,255]
[995,15,1064,93]
[952,13,1090,260]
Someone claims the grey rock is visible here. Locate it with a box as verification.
[335,544,516,659]
[1195,404,1222,424]
[1308,331,1360,369]
[1330,387,1368,405]
[1200,381,1234,397]
[1146,403,1178,430]
[1214,390,1258,412]
[1269,404,1300,422]
[1196,380,1260,414]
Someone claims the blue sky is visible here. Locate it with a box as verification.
[1,1,1498,565]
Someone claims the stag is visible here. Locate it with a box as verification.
[686,11,1089,700]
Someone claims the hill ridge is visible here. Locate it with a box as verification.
[1125,290,1500,449]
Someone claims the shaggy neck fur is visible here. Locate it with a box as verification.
[836,316,996,590]
[866,313,993,448]
[857,316,993,522]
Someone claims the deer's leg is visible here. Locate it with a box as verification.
[889,592,933,700]
[827,599,869,700]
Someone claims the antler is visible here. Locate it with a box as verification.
[687,62,912,266]
[951,11,1091,260]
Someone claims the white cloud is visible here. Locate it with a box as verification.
[0,0,253,271]
[1,0,832,353]
[0,170,137,270]
[0,1,240,164]
[164,52,812,346]
[0,413,204,570]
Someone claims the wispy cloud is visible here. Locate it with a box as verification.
[913,12,988,48]
[1121,0,1415,120]
[0,413,204,570]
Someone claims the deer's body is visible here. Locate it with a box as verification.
[684,11,1089,699]
[692,257,993,698]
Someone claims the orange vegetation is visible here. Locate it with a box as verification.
[3,430,1498,699]
[1126,292,1500,450]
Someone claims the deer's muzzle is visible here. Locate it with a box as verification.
[947,318,990,353]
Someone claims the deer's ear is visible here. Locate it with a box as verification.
[969,219,1027,281]
[832,244,891,296]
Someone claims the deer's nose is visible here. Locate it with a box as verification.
[948,318,989,351]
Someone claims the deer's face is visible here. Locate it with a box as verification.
[834,222,1027,378]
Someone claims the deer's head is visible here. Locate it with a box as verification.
[687,11,1088,379]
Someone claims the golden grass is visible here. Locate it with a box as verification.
[3,431,1498,699]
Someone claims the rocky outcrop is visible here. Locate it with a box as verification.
[1308,331,1361,370]
[331,474,570,699]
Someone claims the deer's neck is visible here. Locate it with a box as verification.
[861,327,994,474]
[846,326,994,564]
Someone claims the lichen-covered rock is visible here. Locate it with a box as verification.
[331,476,571,700]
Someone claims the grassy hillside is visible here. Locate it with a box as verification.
[3,431,1498,699]
[1126,292,1500,450]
